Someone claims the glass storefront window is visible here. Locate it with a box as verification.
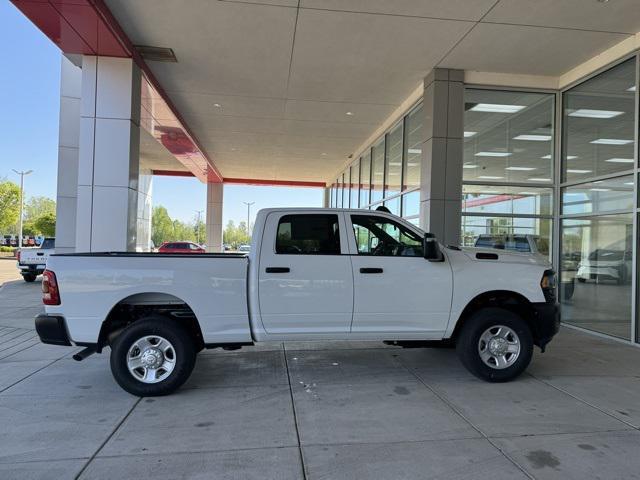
[385,122,403,198]
[339,173,344,208]
[464,89,555,185]
[562,58,636,183]
[402,190,420,218]
[560,214,632,340]
[562,175,634,215]
[461,215,552,259]
[404,104,423,190]
[384,196,400,216]
[350,161,360,209]
[463,185,553,216]
[345,169,351,208]
[360,151,371,207]
[371,137,385,204]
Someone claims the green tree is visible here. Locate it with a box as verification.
[0,181,20,232]
[24,196,56,222]
[151,206,174,246]
[34,212,56,237]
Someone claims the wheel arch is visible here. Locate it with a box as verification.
[451,290,543,346]
[96,292,204,353]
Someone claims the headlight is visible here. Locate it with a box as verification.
[540,269,556,302]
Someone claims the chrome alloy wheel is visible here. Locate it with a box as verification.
[478,325,521,370]
[127,335,176,383]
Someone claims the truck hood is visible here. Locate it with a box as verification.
[459,247,551,268]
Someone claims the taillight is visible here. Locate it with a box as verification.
[42,270,61,305]
[16,250,20,262]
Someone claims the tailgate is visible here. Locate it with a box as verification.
[20,250,49,265]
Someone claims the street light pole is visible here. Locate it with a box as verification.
[243,202,255,236]
[194,209,204,244]
[12,169,33,248]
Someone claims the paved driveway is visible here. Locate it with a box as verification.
[1,279,640,479]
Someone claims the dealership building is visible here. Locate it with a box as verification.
[11,0,640,345]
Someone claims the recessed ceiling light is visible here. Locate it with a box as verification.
[568,109,624,119]
[605,158,634,163]
[463,164,478,169]
[567,169,592,174]
[590,138,634,145]
[513,134,552,141]
[321,153,328,156]
[628,86,637,92]
[389,162,402,166]
[213,103,222,108]
[475,151,512,157]
[528,178,551,182]
[505,166,536,171]
[408,148,422,154]
[478,175,504,179]
[519,191,538,195]
[624,182,634,185]
[590,188,611,192]
[470,103,525,113]
[346,111,354,116]
[540,154,552,160]
[464,131,477,138]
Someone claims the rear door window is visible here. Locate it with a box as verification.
[276,215,341,255]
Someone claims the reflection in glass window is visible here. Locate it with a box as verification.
[464,89,554,185]
[384,196,400,216]
[350,161,360,209]
[461,216,551,259]
[338,175,343,208]
[462,185,553,216]
[344,169,351,208]
[276,215,341,255]
[562,176,633,215]
[561,214,632,340]
[402,191,420,218]
[385,122,403,198]
[351,215,423,257]
[404,104,423,190]
[360,151,371,207]
[371,137,385,204]
[562,59,636,182]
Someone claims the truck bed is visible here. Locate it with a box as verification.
[45,253,252,345]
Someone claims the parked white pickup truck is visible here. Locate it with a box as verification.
[17,237,55,282]
[35,209,559,396]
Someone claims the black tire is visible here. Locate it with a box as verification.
[110,316,197,396]
[456,307,533,382]
[577,278,586,283]
[22,273,37,282]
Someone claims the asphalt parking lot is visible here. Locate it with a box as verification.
[1,267,640,479]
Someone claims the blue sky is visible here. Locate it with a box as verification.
[1,2,322,225]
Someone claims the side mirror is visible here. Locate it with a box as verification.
[423,233,444,262]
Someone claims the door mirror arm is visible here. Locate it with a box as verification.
[423,233,444,262]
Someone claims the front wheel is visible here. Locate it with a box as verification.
[456,307,533,382]
[110,316,197,396]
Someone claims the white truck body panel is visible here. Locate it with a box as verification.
[45,254,251,344]
[44,208,552,346]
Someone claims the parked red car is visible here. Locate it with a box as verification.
[157,241,205,253]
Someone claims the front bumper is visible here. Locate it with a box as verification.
[34,314,72,346]
[531,302,560,351]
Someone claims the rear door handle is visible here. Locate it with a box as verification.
[265,267,290,273]
[360,267,383,274]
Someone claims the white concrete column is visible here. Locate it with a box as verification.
[419,68,464,246]
[323,187,330,208]
[206,182,224,252]
[76,56,144,252]
[55,55,82,254]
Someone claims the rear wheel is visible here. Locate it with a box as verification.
[22,273,37,282]
[110,316,197,396]
[456,307,533,382]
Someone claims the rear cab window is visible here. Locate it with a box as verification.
[275,214,341,255]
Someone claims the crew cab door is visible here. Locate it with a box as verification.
[347,213,452,337]
[258,212,353,334]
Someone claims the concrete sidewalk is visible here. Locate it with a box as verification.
[1,279,640,479]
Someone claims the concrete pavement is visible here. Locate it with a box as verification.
[1,279,640,479]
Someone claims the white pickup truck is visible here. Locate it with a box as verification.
[35,209,559,396]
[17,237,55,282]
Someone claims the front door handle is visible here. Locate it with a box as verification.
[265,267,290,273]
[360,267,383,274]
